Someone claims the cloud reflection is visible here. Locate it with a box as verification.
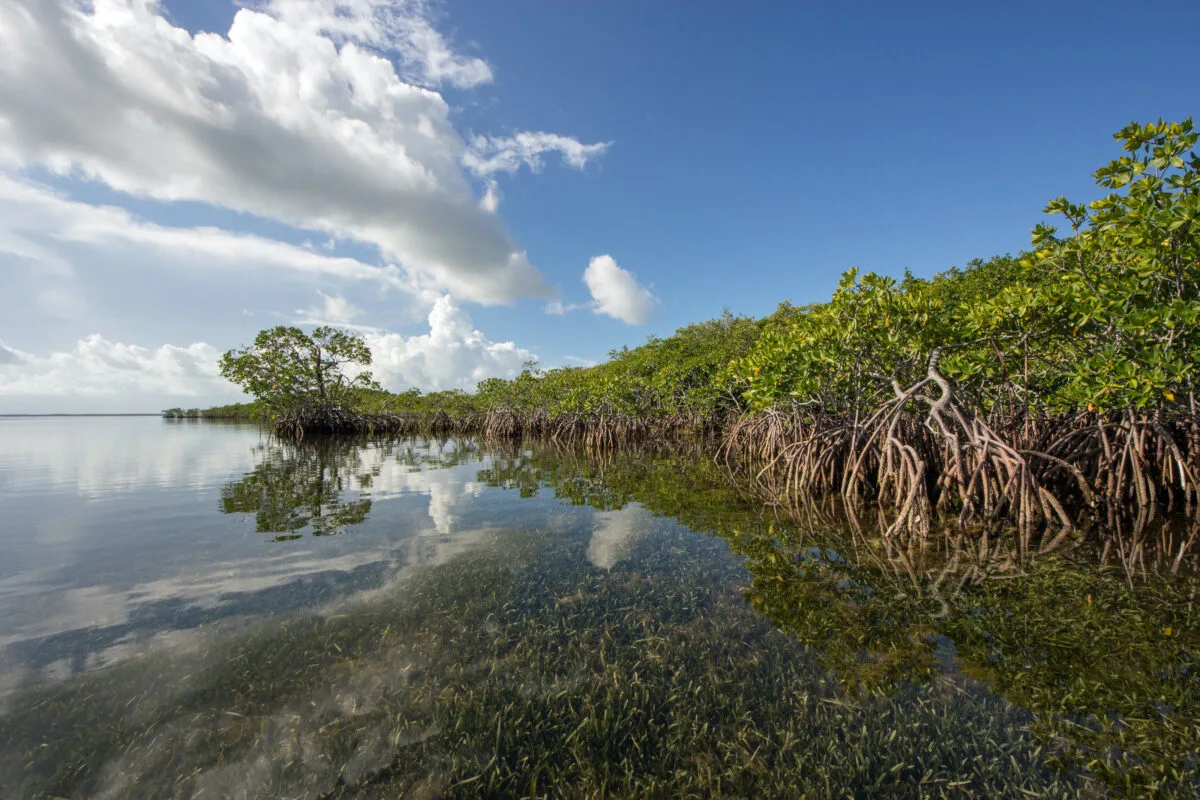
[587,503,654,570]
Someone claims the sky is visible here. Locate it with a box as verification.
[0,0,1197,413]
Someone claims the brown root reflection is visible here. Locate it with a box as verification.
[1091,507,1200,579]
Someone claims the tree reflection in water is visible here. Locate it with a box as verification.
[219,437,489,541]
[220,439,376,540]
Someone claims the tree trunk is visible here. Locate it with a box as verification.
[315,347,326,401]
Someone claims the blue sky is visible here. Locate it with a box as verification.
[0,0,1196,412]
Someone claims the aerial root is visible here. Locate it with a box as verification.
[718,350,1200,539]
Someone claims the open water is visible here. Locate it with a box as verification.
[0,416,1195,798]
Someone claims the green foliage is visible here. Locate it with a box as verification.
[163,404,263,418]
[219,326,381,414]
[1028,118,1200,411]
[339,311,761,420]
[736,270,946,415]
[357,386,484,416]
[736,255,1063,416]
[733,119,1200,418]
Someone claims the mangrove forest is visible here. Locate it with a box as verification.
[209,119,1200,544]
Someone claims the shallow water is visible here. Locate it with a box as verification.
[0,417,1195,798]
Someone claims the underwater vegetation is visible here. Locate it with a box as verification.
[1,521,1097,799]
[5,438,1190,796]
[478,442,1200,797]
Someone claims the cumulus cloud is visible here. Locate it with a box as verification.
[582,255,657,325]
[0,336,231,399]
[367,295,535,391]
[464,132,611,177]
[262,0,494,88]
[0,296,538,409]
[0,0,608,303]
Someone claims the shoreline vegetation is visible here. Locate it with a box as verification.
[194,120,1200,543]
[161,405,256,419]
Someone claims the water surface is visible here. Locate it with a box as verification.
[0,417,1195,798]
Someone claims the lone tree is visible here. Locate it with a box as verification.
[219,326,382,414]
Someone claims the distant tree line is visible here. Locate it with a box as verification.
[162,404,263,419]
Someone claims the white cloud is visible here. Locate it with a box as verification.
[367,295,535,391]
[357,450,485,535]
[0,0,609,304]
[562,355,598,368]
[543,299,587,316]
[294,291,365,326]
[0,335,233,399]
[582,254,657,325]
[464,132,612,177]
[262,0,494,89]
[0,175,414,290]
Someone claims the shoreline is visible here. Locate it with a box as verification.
[256,403,1200,543]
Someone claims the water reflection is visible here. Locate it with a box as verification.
[0,510,1082,799]
[0,428,499,685]
[587,503,652,570]
[741,531,1200,793]
[219,438,494,540]
[478,445,1200,796]
[221,440,374,540]
[1,426,1197,797]
[0,416,260,496]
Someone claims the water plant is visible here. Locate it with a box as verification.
[480,441,1200,797]
[0,519,1093,799]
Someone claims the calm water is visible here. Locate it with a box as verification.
[0,417,1195,798]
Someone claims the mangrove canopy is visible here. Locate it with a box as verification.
[219,326,381,415]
